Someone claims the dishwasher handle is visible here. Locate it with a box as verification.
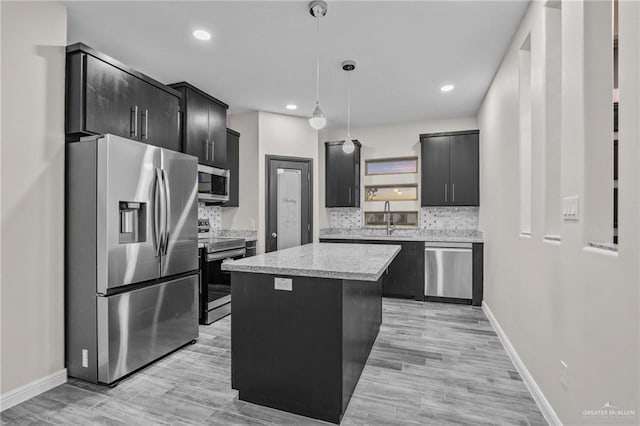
[424,247,472,253]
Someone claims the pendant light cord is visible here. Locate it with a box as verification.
[347,69,351,137]
[316,13,320,104]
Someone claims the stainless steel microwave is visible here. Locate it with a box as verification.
[198,164,229,203]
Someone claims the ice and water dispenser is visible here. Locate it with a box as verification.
[119,202,146,244]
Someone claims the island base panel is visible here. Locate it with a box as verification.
[231,272,382,424]
[341,278,382,412]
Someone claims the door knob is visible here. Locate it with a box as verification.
[271,232,277,238]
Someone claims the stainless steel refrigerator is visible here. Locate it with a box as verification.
[66,134,199,384]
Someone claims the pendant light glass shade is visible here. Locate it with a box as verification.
[342,137,355,154]
[309,102,327,130]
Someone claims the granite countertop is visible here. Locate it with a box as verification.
[198,230,257,249]
[319,228,484,243]
[206,230,257,242]
[221,242,401,281]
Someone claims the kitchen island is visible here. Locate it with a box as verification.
[221,242,400,424]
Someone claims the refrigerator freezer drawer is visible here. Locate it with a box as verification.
[97,275,198,384]
[424,245,473,300]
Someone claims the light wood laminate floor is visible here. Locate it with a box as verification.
[1,299,546,425]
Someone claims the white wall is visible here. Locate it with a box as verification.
[1,0,67,399]
[258,112,319,253]
[223,112,259,230]
[319,117,477,228]
[478,0,639,424]
[225,111,320,252]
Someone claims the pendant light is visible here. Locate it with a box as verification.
[308,0,328,130]
[342,60,356,154]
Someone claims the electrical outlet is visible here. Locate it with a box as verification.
[274,277,293,291]
[560,360,568,389]
[82,349,89,368]
[562,196,580,221]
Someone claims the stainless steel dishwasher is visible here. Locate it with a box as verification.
[424,242,473,301]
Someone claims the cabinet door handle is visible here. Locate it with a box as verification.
[444,183,448,203]
[452,183,455,203]
[348,187,352,204]
[203,140,209,160]
[210,139,215,163]
[130,106,138,138]
[141,109,148,140]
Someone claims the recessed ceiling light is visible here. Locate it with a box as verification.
[440,84,455,92]
[286,104,298,110]
[193,30,211,41]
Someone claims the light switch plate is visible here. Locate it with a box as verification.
[274,277,292,291]
[562,196,580,222]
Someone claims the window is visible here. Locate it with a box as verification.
[364,211,418,227]
[365,157,418,175]
[365,184,418,201]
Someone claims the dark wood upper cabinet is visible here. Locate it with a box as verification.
[209,102,227,168]
[449,132,479,206]
[169,82,229,168]
[182,88,209,159]
[225,128,240,207]
[81,54,138,139]
[420,130,479,207]
[420,135,450,206]
[325,141,361,208]
[65,43,180,151]
[137,80,180,151]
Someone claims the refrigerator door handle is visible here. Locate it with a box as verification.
[161,169,171,255]
[158,168,167,255]
[154,168,163,257]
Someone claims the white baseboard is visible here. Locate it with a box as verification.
[0,369,67,412]
[482,302,562,426]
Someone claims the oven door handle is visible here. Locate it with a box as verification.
[206,248,246,262]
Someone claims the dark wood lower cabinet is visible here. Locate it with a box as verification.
[319,239,423,300]
[472,243,484,306]
[381,242,422,299]
[320,238,483,305]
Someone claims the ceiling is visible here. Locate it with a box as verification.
[64,1,529,129]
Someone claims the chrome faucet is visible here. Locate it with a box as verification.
[384,201,395,236]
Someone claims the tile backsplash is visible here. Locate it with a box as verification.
[327,207,478,230]
[327,208,362,228]
[198,203,222,231]
[419,207,478,230]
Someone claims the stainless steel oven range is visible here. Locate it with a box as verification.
[198,236,246,324]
